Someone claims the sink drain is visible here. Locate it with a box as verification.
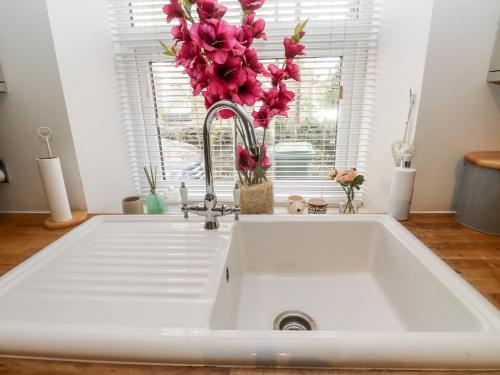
[273,310,317,331]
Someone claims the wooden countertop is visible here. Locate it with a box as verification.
[464,151,500,170]
[0,213,499,375]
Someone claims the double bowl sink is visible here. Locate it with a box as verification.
[0,215,499,368]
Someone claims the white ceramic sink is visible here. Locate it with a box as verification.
[0,215,499,368]
[211,219,482,332]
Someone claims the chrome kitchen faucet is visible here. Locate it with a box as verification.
[180,101,259,230]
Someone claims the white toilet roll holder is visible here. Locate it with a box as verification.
[37,128,87,230]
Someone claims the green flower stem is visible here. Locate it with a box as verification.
[182,5,196,23]
[234,117,252,184]
[252,128,267,184]
[340,184,355,213]
[233,117,269,186]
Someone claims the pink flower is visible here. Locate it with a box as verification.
[261,83,294,116]
[268,64,289,86]
[220,109,237,118]
[328,167,338,180]
[336,168,358,185]
[243,12,267,40]
[190,19,243,64]
[252,104,277,128]
[237,12,267,47]
[283,37,305,59]
[185,57,209,95]
[202,56,251,119]
[275,82,295,115]
[237,145,257,172]
[202,87,219,108]
[237,25,254,47]
[244,48,266,74]
[262,86,278,105]
[238,144,270,171]
[284,59,300,81]
[201,83,234,118]
[176,41,199,67]
[208,55,247,95]
[171,18,191,42]
[238,0,265,11]
[162,0,184,23]
[196,0,227,21]
[232,68,263,106]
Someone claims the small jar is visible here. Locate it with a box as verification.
[122,196,143,215]
[307,198,328,214]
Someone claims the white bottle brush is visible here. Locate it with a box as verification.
[391,90,416,167]
[37,127,54,158]
[389,90,417,220]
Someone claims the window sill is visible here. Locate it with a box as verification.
[153,204,369,216]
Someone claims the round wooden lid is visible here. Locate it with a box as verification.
[44,210,88,230]
[464,151,500,170]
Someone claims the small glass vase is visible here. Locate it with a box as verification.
[240,180,274,214]
[146,192,165,214]
[339,199,358,214]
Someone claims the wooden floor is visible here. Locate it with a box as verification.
[0,213,499,375]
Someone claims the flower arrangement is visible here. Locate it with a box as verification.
[160,0,307,186]
[328,167,365,214]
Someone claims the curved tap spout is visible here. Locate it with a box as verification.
[203,100,259,196]
[182,101,259,230]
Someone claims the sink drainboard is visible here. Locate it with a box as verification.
[273,310,317,331]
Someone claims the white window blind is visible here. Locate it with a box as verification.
[108,0,379,202]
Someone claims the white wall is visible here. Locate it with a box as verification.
[0,0,86,212]
[363,0,434,212]
[45,0,134,213]
[411,0,500,212]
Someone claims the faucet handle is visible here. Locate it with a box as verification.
[233,183,240,221]
[233,183,240,206]
[180,182,189,219]
[180,182,188,205]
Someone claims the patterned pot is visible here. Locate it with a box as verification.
[307,198,328,214]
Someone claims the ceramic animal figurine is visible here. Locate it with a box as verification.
[287,195,306,214]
